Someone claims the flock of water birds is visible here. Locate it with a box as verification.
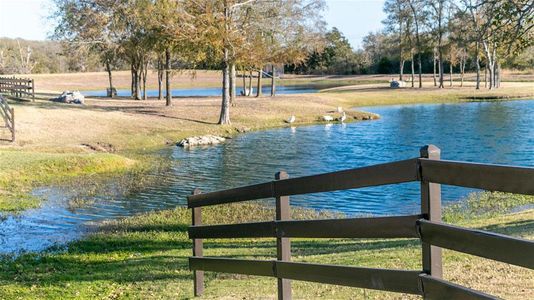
[285,106,346,124]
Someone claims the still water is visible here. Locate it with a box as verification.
[82,85,317,97]
[1,100,533,253]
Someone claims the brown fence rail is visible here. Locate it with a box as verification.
[188,145,534,299]
[0,95,15,142]
[0,76,35,101]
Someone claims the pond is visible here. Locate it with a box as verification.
[1,99,533,253]
[82,85,318,97]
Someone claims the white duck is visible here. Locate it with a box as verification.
[322,115,334,122]
[340,112,347,123]
[285,115,296,124]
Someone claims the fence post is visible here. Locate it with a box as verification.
[31,79,35,102]
[191,188,204,296]
[275,171,291,300]
[10,107,14,142]
[420,145,442,279]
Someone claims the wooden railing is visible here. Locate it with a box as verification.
[0,95,15,142]
[187,145,534,299]
[0,76,35,101]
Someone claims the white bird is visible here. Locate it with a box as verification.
[285,115,296,124]
[340,112,347,123]
[337,106,344,113]
[322,115,334,122]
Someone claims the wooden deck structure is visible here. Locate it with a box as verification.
[188,145,534,299]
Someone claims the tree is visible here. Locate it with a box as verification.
[383,0,411,80]
[407,0,426,88]
[462,0,533,89]
[52,0,120,96]
[428,0,449,88]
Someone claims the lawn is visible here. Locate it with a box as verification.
[0,195,532,299]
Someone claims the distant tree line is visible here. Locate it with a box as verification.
[0,38,99,74]
[288,0,533,90]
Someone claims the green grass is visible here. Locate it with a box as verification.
[0,194,532,299]
[0,150,150,212]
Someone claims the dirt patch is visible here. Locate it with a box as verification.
[81,142,116,153]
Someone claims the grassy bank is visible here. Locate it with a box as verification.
[0,193,532,299]
[0,151,137,211]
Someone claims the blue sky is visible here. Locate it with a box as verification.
[0,0,386,49]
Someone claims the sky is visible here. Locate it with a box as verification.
[0,0,386,49]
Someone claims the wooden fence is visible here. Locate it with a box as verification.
[0,95,15,142]
[0,76,35,101]
[187,145,534,299]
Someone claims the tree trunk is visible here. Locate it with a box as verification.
[132,63,141,100]
[484,61,488,88]
[411,54,415,88]
[270,64,276,96]
[449,62,453,87]
[135,72,141,100]
[256,68,263,97]
[105,60,114,98]
[475,42,480,90]
[131,65,135,96]
[248,71,252,95]
[399,18,403,81]
[417,53,422,88]
[219,50,231,124]
[158,58,164,100]
[165,48,171,106]
[460,57,465,87]
[400,60,405,82]
[496,61,501,88]
[488,63,495,90]
[242,68,246,95]
[408,1,422,89]
[438,56,444,88]
[229,63,236,106]
[142,59,148,100]
[433,53,437,86]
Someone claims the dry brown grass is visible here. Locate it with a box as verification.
[27,70,223,92]
[0,94,376,152]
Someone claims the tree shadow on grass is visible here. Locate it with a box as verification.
[478,219,534,238]
[0,233,193,288]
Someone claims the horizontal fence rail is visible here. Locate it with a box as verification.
[188,145,534,299]
[418,219,534,269]
[188,158,419,208]
[189,257,422,295]
[420,159,534,195]
[189,214,423,239]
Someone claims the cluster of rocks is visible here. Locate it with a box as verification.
[358,113,380,120]
[54,91,85,104]
[178,135,227,147]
